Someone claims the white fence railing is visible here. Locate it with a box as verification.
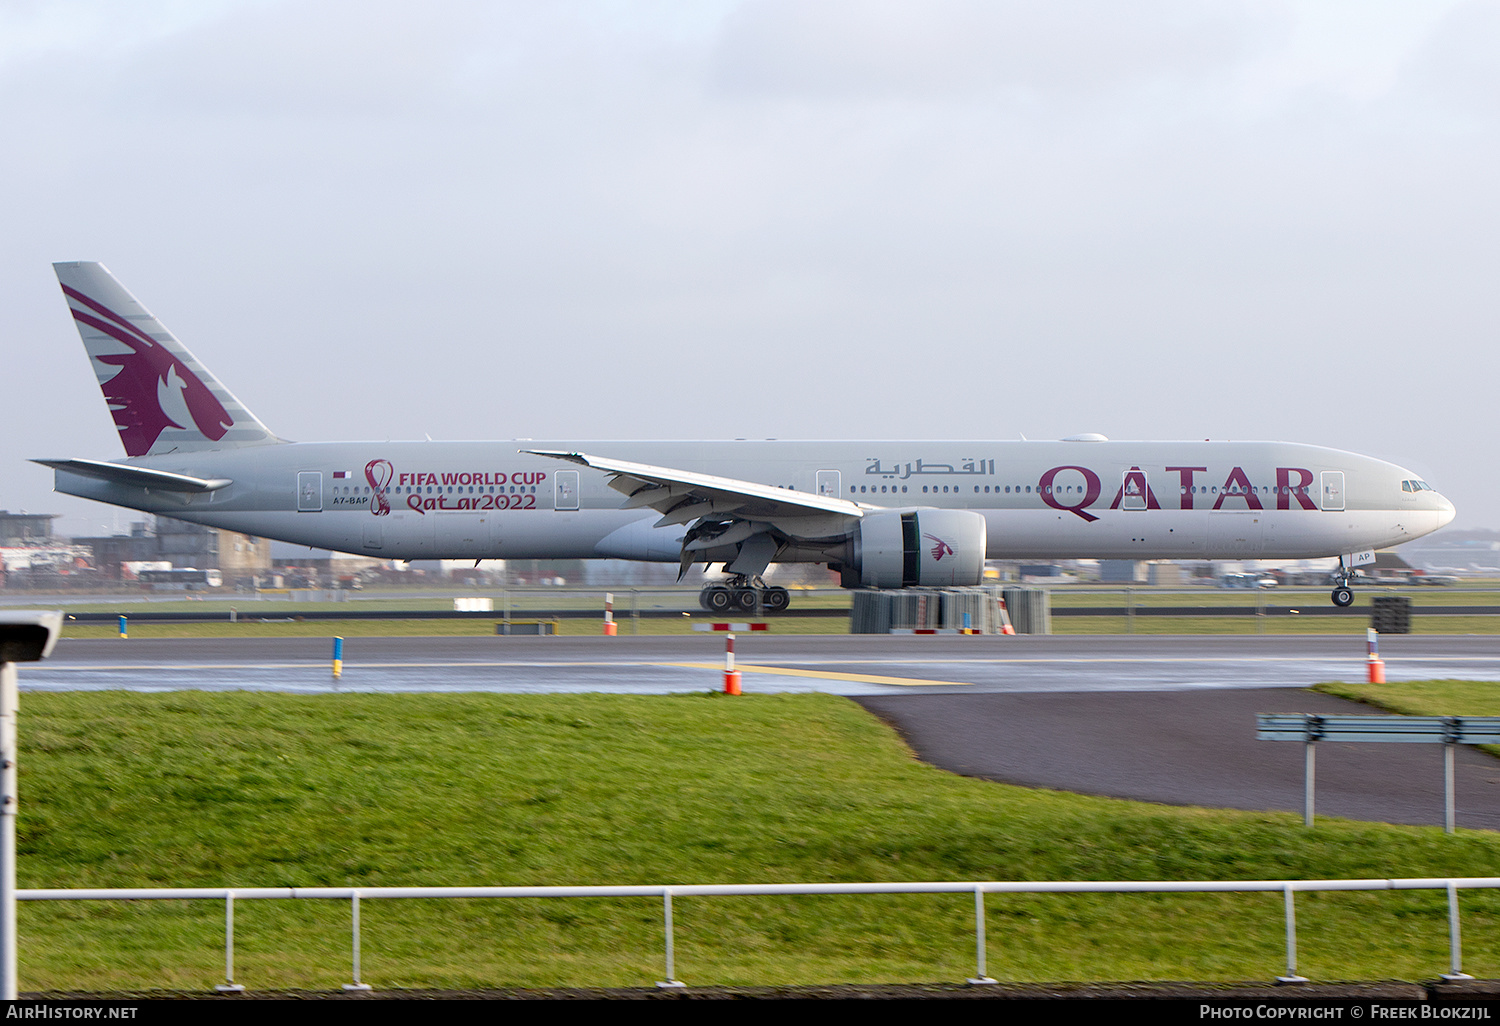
[19,877,1500,990]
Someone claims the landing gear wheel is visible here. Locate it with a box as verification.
[1331,587,1354,608]
[734,588,759,612]
[764,587,790,613]
[703,587,734,613]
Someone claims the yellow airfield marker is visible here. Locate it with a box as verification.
[666,663,971,687]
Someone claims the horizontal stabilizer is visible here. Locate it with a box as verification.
[33,458,232,493]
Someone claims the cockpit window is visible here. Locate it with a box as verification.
[1402,479,1434,492]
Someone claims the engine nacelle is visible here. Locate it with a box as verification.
[856,509,986,588]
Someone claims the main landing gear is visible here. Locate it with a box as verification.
[699,575,791,614]
[1331,558,1355,608]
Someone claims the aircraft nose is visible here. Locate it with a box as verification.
[1437,495,1456,529]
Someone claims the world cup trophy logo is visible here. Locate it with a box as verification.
[365,459,393,516]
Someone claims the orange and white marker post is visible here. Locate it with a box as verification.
[603,592,617,636]
[1366,628,1385,683]
[723,633,741,695]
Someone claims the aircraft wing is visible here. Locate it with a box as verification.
[32,458,232,493]
[527,450,865,535]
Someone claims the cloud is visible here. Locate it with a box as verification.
[710,0,1269,101]
[1401,0,1500,122]
[2,0,1498,532]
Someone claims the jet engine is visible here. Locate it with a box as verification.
[855,509,986,588]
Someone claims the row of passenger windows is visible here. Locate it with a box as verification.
[328,485,538,495]
[330,478,1348,500]
[852,484,996,494]
[849,483,1312,496]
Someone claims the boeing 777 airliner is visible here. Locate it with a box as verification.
[36,263,1455,611]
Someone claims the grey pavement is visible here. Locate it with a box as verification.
[856,688,1500,831]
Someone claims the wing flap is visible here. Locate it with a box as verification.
[527,450,866,526]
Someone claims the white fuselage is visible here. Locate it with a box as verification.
[53,438,1455,565]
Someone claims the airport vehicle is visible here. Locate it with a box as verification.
[136,567,222,591]
[37,263,1455,611]
[1218,572,1277,590]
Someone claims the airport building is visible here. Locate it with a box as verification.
[155,517,271,578]
[0,511,58,546]
[73,516,272,584]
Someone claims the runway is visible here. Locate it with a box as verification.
[21,634,1500,695]
[20,633,1500,830]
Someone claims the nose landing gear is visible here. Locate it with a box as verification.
[1331,557,1356,607]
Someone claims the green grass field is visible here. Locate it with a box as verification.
[1312,679,1500,758]
[57,611,1500,640]
[1056,615,1500,635]
[15,689,1500,992]
[59,616,852,639]
[38,581,1500,639]
[1315,679,1500,716]
[1046,587,1500,609]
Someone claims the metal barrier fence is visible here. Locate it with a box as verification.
[20,876,1500,990]
[1258,714,1500,833]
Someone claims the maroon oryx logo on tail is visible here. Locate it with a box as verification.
[62,285,233,457]
[924,533,954,562]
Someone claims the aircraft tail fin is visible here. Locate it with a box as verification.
[53,262,280,457]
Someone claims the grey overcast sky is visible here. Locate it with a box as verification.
[4,0,1497,538]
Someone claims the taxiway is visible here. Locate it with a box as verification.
[23,633,1500,694]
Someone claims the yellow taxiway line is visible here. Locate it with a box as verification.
[665,662,970,687]
[39,659,970,686]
